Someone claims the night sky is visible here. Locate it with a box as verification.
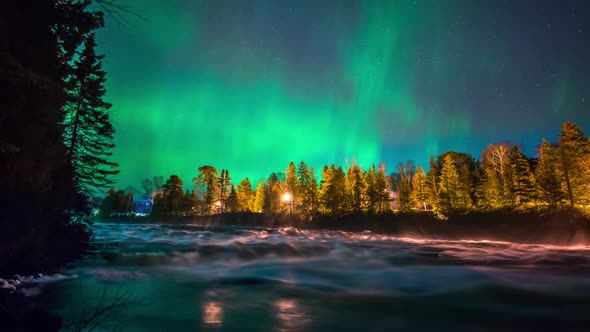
[96,0,590,189]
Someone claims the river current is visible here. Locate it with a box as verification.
[35,222,590,331]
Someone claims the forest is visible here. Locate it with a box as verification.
[102,121,590,220]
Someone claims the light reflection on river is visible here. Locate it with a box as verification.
[37,222,590,331]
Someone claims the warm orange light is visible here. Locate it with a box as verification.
[282,193,292,203]
[203,301,223,326]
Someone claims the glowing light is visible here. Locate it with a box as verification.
[282,193,292,203]
[203,301,223,326]
[215,200,221,207]
[275,299,310,332]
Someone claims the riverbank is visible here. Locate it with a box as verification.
[102,209,590,246]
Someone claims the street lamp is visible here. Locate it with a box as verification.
[282,192,292,213]
[215,200,222,214]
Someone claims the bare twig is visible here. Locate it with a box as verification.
[95,0,146,26]
[66,280,147,332]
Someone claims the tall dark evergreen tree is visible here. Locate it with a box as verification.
[535,139,564,209]
[509,145,536,206]
[556,121,590,207]
[63,33,118,196]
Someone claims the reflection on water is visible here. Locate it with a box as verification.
[203,301,223,326]
[275,299,309,332]
[39,222,590,332]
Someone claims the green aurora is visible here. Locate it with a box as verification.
[95,0,590,189]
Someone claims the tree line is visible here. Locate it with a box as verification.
[102,121,590,219]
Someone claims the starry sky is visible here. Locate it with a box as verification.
[95,0,590,189]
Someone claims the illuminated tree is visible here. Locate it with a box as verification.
[426,155,440,210]
[556,121,590,207]
[535,139,564,209]
[264,172,282,212]
[253,184,265,213]
[297,162,318,214]
[509,145,536,206]
[193,166,219,213]
[364,165,379,213]
[236,178,255,212]
[347,163,366,212]
[218,169,232,208]
[393,161,414,212]
[285,162,298,209]
[411,166,429,210]
[376,164,391,213]
[481,143,514,207]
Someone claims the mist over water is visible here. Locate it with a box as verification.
[40,222,590,331]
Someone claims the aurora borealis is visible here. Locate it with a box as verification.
[96,0,590,189]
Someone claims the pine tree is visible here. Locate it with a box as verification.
[347,164,366,212]
[161,175,184,215]
[438,154,462,216]
[297,161,314,214]
[193,166,219,214]
[364,165,379,214]
[237,178,255,212]
[376,164,391,213]
[509,145,536,206]
[557,121,590,207]
[411,166,428,210]
[218,169,232,209]
[285,162,298,210]
[535,139,564,209]
[394,161,414,212]
[227,186,239,212]
[63,33,118,196]
[426,155,439,210]
[253,184,265,213]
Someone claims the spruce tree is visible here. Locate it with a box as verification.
[193,166,219,214]
[556,121,590,207]
[394,161,414,212]
[509,145,536,206]
[63,33,118,196]
[253,184,266,213]
[535,139,564,209]
[411,166,429,210]
[237,178,255,212]
[364,166,379,213]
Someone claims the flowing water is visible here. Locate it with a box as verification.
[34,222,590,331]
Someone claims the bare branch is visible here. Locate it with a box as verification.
[95,0,146,26]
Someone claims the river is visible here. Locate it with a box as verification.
[33,222,590,331]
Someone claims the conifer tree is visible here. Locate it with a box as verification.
[218,169,232,209]
[376,164,391,213]
[556,121,590,207]
[297,161,314,214]
[364,166,379,213]
[438,154,462,216]
[347,164,366,212]
[509,145,536,206]
[285,162,298,209]
[227,186,239,212]
[411,166,429,210]
[63,33,118,196]
[253,184,266,213]
[394,161,414,212]
[193,166,219,213]
[535,139,564,209]
[237,178,255,212]
[426,155,440,210]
